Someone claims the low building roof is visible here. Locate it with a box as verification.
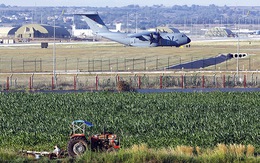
[15,24,70,38]
[0,27,15,37]
[205,27,235,37]
[156,27,180,33]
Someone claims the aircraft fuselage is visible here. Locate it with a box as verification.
[77,12,191,47]
[99,32,191,47]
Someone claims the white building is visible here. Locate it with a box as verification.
[71,23,122,39]
[109,23,122,32]
[71,24,93,38]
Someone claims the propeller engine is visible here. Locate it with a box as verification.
[150,32,161,45]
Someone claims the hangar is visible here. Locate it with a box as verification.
[15,24,70,39]
[205,27,235,37]
[0,24,70,42]
[156,27,180,33]
[0,26,20,43]
[0,27,20,38]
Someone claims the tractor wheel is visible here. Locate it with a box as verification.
[67,136,89,157]
[106,147,116,152]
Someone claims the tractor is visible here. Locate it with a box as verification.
[67,120,120,157]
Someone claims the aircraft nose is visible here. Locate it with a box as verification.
[187,37,191,43]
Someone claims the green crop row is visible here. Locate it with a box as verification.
[0,92,259,152]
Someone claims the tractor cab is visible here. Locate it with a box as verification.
[67,120,120,157]
[70,120,93,137]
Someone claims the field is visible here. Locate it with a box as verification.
[1,39,260,90]
[0,39,260,72]
[0,92,259,162]
[0,39,260,162]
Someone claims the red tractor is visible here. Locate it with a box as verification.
[67,120,120,157]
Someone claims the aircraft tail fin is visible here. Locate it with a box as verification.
[76,12,110,34]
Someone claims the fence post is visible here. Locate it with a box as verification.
[117,59,118,71]
[181,75,184,89]
[156,57,158,70]
[213,74,216,87]
[65,58,67,72]
[133,58,135,71]
[29,76,32,90]
[256,71,258,85]
[77,58,79,72]
[138,76,141,89]
[168,57,170,69]
[124,59,126,71]
[202,75,205,88]
[6,77,9,91]
[96,75,98,91]
[30,74,34,90]
[251,73,254,87]
[109,59,111,71]
[74,76,77,90]
[34,58,36,72]
[101,59,103,72]
[88,59,90,72]
[23,59,25,72]
[244,74,246,88]
[160,76,163,89]
[144,57,146,70]
[40,58,42,72]
[223,74,225,88]
[52,76,54,90]
[10,58,13,72]
[117,75,120,82]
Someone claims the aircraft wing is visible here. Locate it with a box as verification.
[127,31,153,41]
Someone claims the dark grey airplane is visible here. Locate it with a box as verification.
[77,12,191,47]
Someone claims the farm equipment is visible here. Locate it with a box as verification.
[20,147,66,159]
[67,120,120,157]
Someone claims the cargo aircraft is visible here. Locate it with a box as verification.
[76,12,191,47]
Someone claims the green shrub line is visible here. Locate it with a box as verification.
[0,92,259,161]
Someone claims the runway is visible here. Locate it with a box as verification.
[0,41,116,47]
[1,36,260,47]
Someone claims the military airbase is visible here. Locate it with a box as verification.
[1,37,260,91]
[1,3,260,162]
[1,4,260,90]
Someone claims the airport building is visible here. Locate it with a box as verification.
[0,27,19,37]
[0,26,20,43]
[71,23,122,39]
[15,24,70,40]
[71,24,93,38]
[156,27,180,33]
[205,27,235,37]
[0,24,71,43]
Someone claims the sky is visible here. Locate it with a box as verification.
[0,0,260,7]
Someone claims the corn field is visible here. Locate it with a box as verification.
[0,92,259,153]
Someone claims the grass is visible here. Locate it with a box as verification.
[1,39,260,72]
[0,91,259,162]
[2,39,259,90]
[1,40,260,162]
[1,144,259,162]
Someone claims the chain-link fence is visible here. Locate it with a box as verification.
[0,55,257,73]
[1,72,260,91]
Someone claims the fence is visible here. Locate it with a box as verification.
[1,72,260,91]
[0,56,257,73]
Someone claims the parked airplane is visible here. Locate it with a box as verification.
[76,12,191,47]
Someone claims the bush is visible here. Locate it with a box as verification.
[117,81,131,92]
